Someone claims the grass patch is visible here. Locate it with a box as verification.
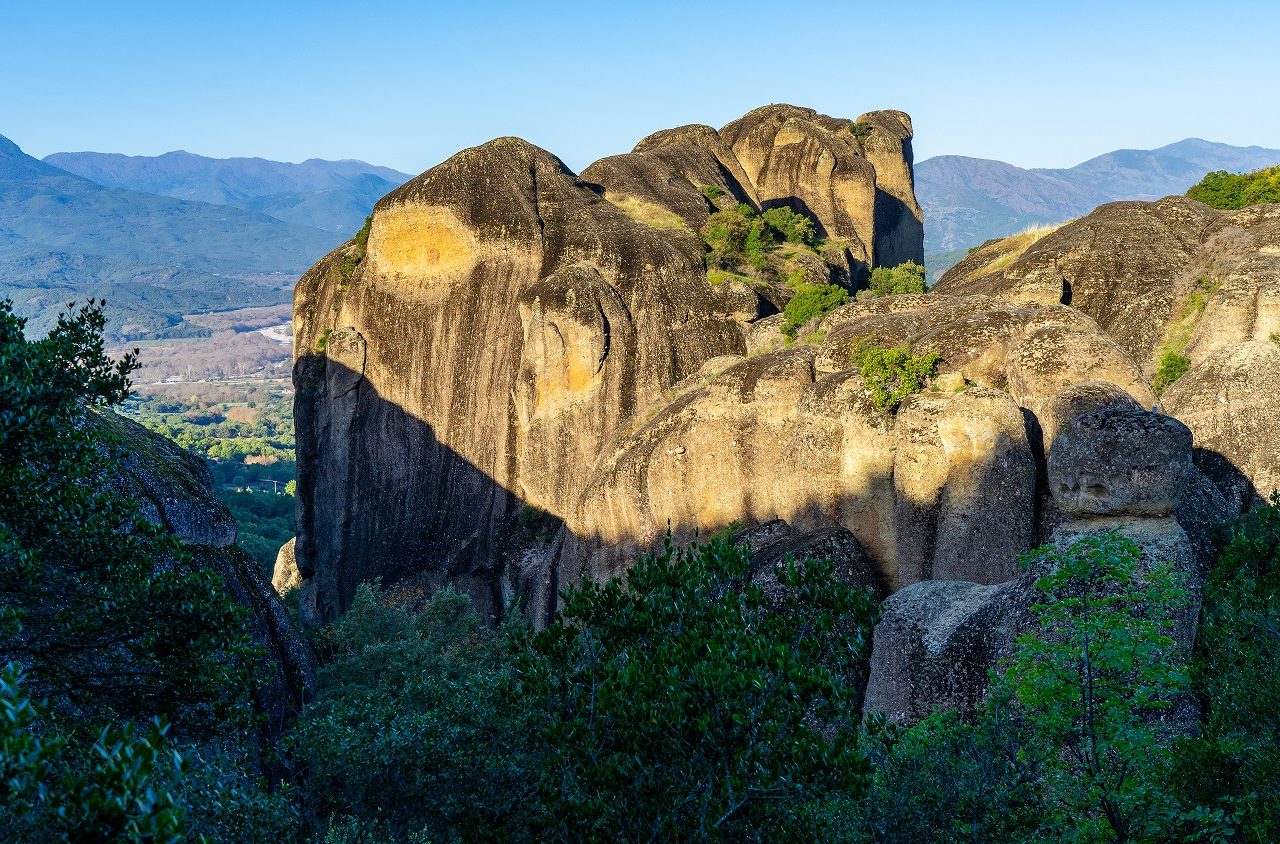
[1153,351,1191,396]
[1151,275,1218,392]
[970,222,1066,279]
[706,269,756,286]
[605,192,689,232]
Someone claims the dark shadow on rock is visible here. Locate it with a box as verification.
[294,352,566,626]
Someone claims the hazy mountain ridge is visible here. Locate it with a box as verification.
[0,133,343,338]
[44,149,411,233]
[918,138,1280,257]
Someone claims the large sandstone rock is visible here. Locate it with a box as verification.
[893,387,1036,586]
[936,196,1280,513]
[1163,340,1280,508]
[293,105,926,623]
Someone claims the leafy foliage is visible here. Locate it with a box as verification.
[515,535,878,841]
[1001,533,1191,842]
[700,202,823,274]
[853,704,1052,842]
[290,536,880,842]
[782,282,850,339]
[0,664,185,843]
[698,184,725,202]
[289,585,531,842]
[1187,165,1280,210]
[0,297,274,841]
[1170,497,1280,843]
[0,298,256,729]
[1153,350,1191,395]
[850,338,940,411]
[761,205,818,246]
[867,260,927,296]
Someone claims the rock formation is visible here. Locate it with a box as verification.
[288,104,1268,640]
[864,409,1208,725]
[98,412,315,742]
[936,197,1280,508]
[290,105,927,624]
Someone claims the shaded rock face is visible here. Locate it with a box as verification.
[936,196,1280,510]
[98,413,315,744]
[865,409,1210,726]
[737,520,881,602]
[292,105,925,624]
[1163,340,1280,509]
[562,292,1163,600]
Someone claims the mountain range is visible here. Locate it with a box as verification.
[917,138,1280,275]
[0,135,410,339]
[44,150,410,234]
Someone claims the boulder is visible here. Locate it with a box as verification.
[1163,340,1280,509]
[738,520,883,600]
[1047,409,1193,518]
[865,408,1210,726]
[273,537,301,595]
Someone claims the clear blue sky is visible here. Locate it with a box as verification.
[3,0,1277,176]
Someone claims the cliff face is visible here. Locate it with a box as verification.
[291,105,926,624]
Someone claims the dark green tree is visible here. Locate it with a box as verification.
[515,535,879,841]
[1000,533,1192,842]
[1170,497,1280,843]
[0,298,262,840]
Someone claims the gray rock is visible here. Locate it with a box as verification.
[1048,409,1193,517]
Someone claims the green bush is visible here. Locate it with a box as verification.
[698,184,725,202]
[850,338,940,411]
[1187,165,1280,210]
[0,298,266,841]
[847,121,873,143]
[1153,350,1191,395]
[782,282,850,339]
[289,585,535,842]
[761,205,817,246]
[700,205,760,268]
[867,260,927,296]
[290,536,880,842]
[853,705,1051,842]
[701,203,822,274]
[514,535,879,840]
[1169,497,1280,843]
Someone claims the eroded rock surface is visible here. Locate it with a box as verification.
[865,409,1210,725]
[293,105,927,623]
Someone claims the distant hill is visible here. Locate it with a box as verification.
[918,138,1280,277]
[0,133,344,340]
[44,150,411,234]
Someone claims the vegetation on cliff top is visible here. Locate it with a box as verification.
[1187,165,1280,210]
[866,260,927,296]
[851,338,941,412]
